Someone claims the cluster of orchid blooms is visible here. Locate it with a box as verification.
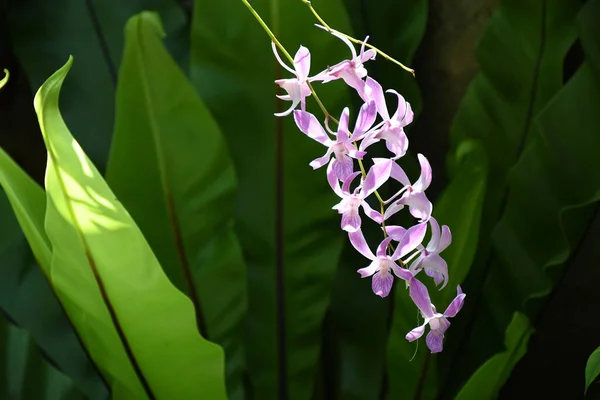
[271,28,466,353]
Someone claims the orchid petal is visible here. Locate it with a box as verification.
[383,200,403,221]
[358,131,381,152]
[413,154,433,192]
[363,77,389,120]
[337,107,351,141]
[340,71,367,95]
[406,324,427,342]
[420,254,448,289]
[401,192,432,222]
[293,110,332,145]
[427,217,442,252]
[376,237,395,258]
[372,270,394,298]
[385,225,407,240]
[332,155,354,181]
[357,261,378,278]
[360,200,383,223]
[426,329,444,353]
[341,171,362,195]
[271,41,296,75]
[391,263,413,281]
[392,222,428,259]
[341,210,361,232]
[387,89,413,127]
[409,278,434,318]
[293,45,311,80]
[438,225,452,252]
[349,229,376,260]
[360,48,377,63]
[309,151,332,170]
[383,128,409,159]
[326,159,344,197]
[362,159,392,197]
[352,100,378,139]
[274,100,300,117]
[347,147,367,159]
[444,287,466,318]
[389,160,411,186]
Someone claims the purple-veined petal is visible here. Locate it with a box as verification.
[341,210,361,232]
[383,127,409,159]
[438,225,452,253]
[349,229,376,260]
[391,262,413,281]
[271,41,296,75]
[293,45,311,80]
[372,270,394,298]
[408,254,425,275]
[392,222,428,259]
[360,200,383,223]
[427,217,441,252]
[402,192,433,222]
[444,286,466,318]
[363,77,389,120]
[332,155,354,181]
[406,324,426,342]
[337,107,351,141]
[309,151,332,170]
[359,131,381,152]
[376,237,395,258]
[420,254,448,289]
[327,159,344,197]
[390,160,411,186]
[426,329,444,353]
[347,147,367,160]
[383,201,404,221]
[352,100,377,139]
[293,110,332,145]
[362,159,392,197]
[413,154,433,192]
[341,172,362,195]
[409,278,434,318]
[340,70,367,95]
[357,261,378,278]
[385,225,407,240]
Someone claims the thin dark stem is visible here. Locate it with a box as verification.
[274,61,288,400]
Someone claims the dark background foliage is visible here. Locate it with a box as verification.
[1,0,600,398]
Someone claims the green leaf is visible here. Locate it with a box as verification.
[0,147,109,399]
[441,0,582,391]
[7,0,187,169]
[0,321,85,400]
[106,11,246,399]
[448,0,600,393]
[190,1,352,398]
[0,69,8,89]
[385,140,488,399]
[454,312,533,400]
[35,56,227,399]
[586,347,600,393]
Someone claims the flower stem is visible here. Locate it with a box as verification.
[240,0,392,241]
[301,0,416,77]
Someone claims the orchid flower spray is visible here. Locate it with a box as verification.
[250,0,465,354]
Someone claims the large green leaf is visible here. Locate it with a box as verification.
[441,0,581,391]
[190,0,352,398]
[454,312,532,400]
[7,0,187,169]
[35,57,227,399]
[586,346,600,394]
[449,0,600,394]
[0,69,8,89]
[385,140,488,399]
[106,12,246,399]
[0,145,108,398]
[0,321,85,400]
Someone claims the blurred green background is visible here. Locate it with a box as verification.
[0,0,600,399]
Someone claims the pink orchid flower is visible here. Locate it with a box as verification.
[406,279,465,353]
[272,42,312,117]
[294,101,376,180]
[381,155,433,222]
[358,77,414,159]
[311,26,376,94]
[409,217,452,288]
[349,223,427,297]
[328,158,392,232]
